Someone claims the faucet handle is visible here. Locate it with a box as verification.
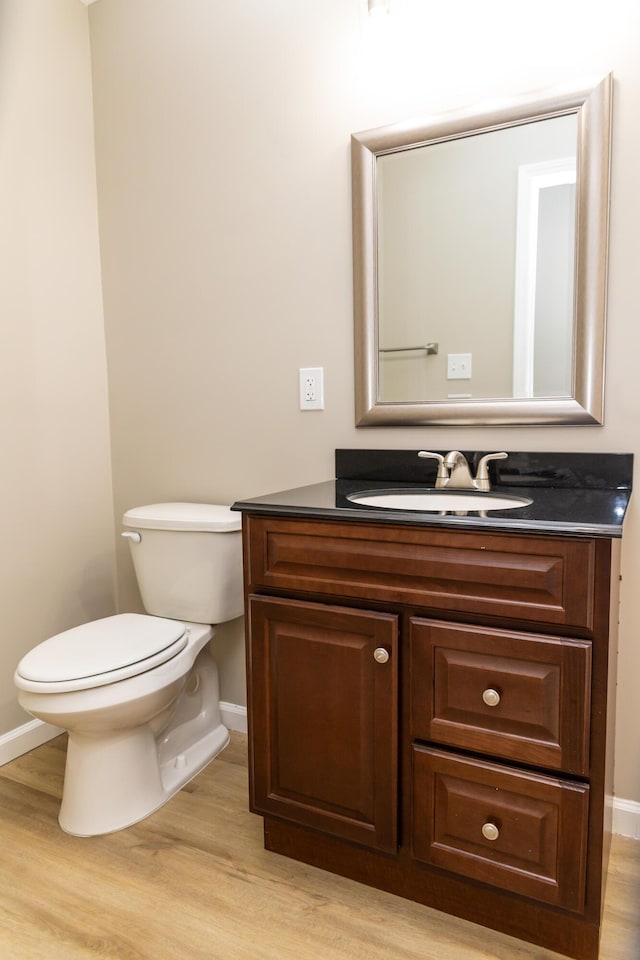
[418,451,448,487]
[475,452,508,491]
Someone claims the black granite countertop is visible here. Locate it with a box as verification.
[231,450,633,539]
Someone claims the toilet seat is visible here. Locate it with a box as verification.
[15,613,189,694]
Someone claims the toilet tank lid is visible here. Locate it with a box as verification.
[122,502,241,532]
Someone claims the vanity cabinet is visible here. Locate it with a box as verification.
[241,514,620,960]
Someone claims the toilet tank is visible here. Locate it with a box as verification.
[122,503,243,624]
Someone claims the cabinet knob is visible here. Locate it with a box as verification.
[482,687,501,707]
[373,647,390,664]
[481,822,500,841]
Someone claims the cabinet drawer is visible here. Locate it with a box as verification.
[411,619,591,775]
[244,516,595,628]
[412,746,589,912]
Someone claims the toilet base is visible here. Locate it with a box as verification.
[159,719,229,800]
[58,650,229,837]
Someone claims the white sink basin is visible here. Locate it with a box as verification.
[347,489,532,513]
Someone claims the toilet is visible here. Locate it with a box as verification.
[14,502,243,837]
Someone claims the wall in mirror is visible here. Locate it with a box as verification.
[352,75,612,425]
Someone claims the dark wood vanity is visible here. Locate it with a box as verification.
[234,451,631,960]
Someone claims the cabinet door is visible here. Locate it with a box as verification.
[248,595,398,852]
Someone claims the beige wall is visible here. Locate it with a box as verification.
[87,0,640,801]
[0,0,116,733]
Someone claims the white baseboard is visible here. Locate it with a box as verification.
[220,701,248,734]
[612,797,640,839]
[0,719,64,766]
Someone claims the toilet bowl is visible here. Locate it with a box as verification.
[14,503,243,837]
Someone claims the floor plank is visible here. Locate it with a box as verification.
[0,734,638,960]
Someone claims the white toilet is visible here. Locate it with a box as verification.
[14,502,243,837]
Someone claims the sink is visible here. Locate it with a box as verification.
[347,489,532,513]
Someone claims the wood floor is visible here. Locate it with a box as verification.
[0,733,638,960]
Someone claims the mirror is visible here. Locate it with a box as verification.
[352,75,612,425]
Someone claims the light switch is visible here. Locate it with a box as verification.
[447,353,472,380]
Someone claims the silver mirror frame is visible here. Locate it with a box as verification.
[352,75,612,426]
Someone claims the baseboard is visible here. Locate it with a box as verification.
[0,719,64,766]
[612,797,640,840]
[220,701,248,734]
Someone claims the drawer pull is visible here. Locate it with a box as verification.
[482,687,501,707]
[481,822,500,841]
[374,647,390,664]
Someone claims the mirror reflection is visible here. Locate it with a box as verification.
[377,114,577,403]
[352,75,612,425]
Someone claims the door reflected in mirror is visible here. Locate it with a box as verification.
[352,75,612,425]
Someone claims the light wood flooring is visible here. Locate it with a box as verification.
[0,733,638,960]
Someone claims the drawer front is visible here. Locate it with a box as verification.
[411,619,591,775]
[244,516,595,628]
[412,746,589,912]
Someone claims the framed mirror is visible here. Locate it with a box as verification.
[352,75,612,426]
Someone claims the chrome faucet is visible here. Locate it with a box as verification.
[418,450,507,491]
[443,451,475,488]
